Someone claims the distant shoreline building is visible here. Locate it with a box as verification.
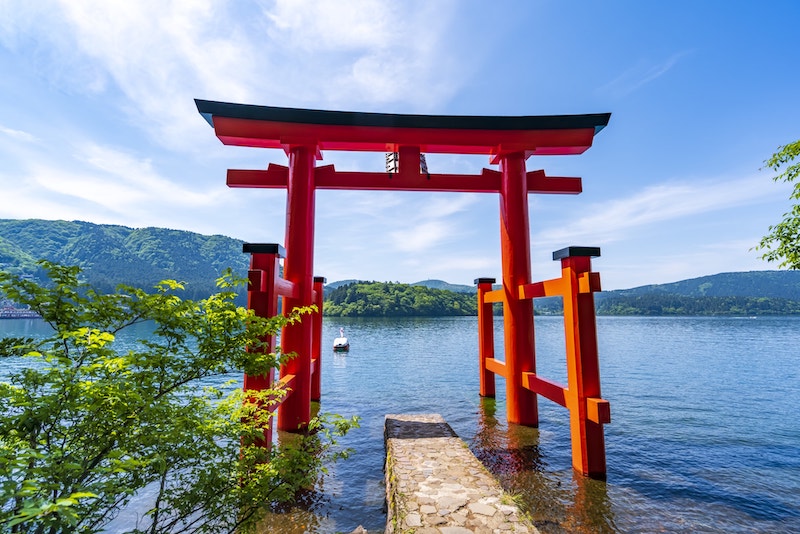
[0,299,41,319]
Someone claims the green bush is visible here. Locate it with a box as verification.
[0,261,357,534]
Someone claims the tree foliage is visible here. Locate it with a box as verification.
[324,281,478,317]
[756,140,800,269]
[594,294,800,316]
[0,262,357,534]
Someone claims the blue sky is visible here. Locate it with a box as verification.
[0,1,798,289]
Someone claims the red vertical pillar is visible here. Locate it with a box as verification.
[310,276,325,401]
[475,277,496,397]
[498,152,538,426]
[278,145,317,431]
[556,246,607,478]
[243,243,284,448]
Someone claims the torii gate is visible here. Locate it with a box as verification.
[196,99,611,478]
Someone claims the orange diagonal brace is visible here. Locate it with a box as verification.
[518,277,565,300]
[484,358,507,377]
[484,289,506,303]
[274,277,298,299]
[278,374,296,395]
[587,398,611,424]
[522,372,568,407]
[578,272,602,293]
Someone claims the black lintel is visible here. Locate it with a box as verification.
[243,243,286,257]
[552,246,601,260]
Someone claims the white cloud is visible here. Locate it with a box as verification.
[416,194,478,219]
[73,143,216,207]
[0,139,237,234]
[266,0,397,51]
[533,174,783,249]
[390,220,451,252]
[0,0,465,152]
[600,51,689,97]
[0,124,36,142]
[263,0,461,107]
[381,193,478,253]
[598,239,776,290]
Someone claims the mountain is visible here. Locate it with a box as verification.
[3,218,800,316]
[324,279,361,292]
[411,279,476,293]
[0,219,248,300]
[605,271,800,300]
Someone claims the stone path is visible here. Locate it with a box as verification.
[384,414,539,534]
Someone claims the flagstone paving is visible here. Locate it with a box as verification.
[384,414,539,534]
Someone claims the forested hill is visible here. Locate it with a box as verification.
[584,271,800,316]
[0,219,248,300]
[609,271,800,299]
[324,281,477,317]
[3,219,800,316]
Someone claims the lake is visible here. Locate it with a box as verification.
[2,316,799,533]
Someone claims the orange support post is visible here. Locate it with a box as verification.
[475,277,497,397]
[243,243,285,449]
[310,276,325,401]
[498,152,538,426]
[279,145,317,431]
[556,246,608,478]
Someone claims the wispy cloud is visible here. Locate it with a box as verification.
[0,0,463,151]
[534,174,783,248]
[263,0,461,108]
[600,52,690,97]
[388,193,477,252]
[0,140,236,231]
[0,124,36,142]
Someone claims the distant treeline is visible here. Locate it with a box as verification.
[324,282,800,317]
[4,219,800,317]
[323,281,477,317]
[532,294,800,316]
[595,294,800,316]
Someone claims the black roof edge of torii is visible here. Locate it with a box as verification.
[194,99,611,135]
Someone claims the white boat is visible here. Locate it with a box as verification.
[333,327,349,352]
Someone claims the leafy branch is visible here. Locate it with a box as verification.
[0,262,358,534]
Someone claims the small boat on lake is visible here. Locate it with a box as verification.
[333,327,349,352]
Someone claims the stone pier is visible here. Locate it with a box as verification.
[384,414,539,534]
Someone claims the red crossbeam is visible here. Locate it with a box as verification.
[211,117,599,156]
[228,165,581,194]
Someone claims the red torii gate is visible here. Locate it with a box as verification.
[196,99,611,477]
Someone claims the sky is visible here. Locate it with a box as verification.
[1,0,799,290]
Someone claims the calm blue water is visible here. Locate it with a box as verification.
[2,316,799,533]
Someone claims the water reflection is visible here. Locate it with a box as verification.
[471,397,617,534]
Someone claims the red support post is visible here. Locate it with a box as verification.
[311,276,325,401]
[475,277,497,397]
[278,145,317,431]
[242,243,285,449]
[498,152,538,426]
[556,246,608,478]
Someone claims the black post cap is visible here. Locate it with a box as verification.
[243,243,286,257]
[474,277,497,285]
[314,276,327,283]
[552,246,601,260]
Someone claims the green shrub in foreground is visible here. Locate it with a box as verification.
[0,261,357,534]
